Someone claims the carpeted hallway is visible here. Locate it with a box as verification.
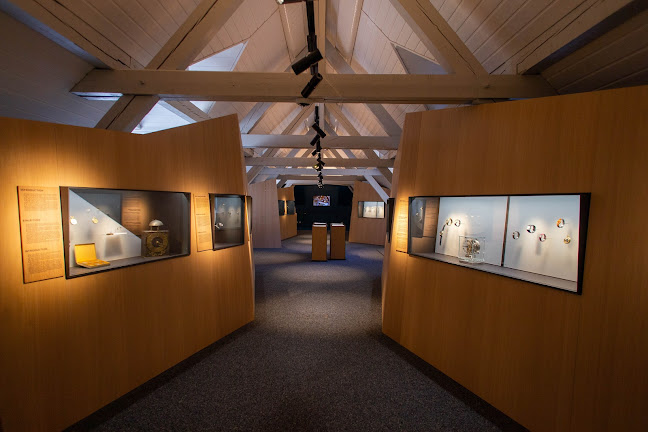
[68,234,526,431]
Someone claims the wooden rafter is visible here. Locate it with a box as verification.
[245,157,394,168]
[241,135,398,150]
[74,71,556,103]
[325,39,402,136]
[95,0,243,131]
[388,0,487,76]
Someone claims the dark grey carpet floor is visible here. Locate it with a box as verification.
[67,234,527,432]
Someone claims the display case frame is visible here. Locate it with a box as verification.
[278,200,286,216]
[386,198,395,243]
[357,200,385,219]
[408,193,590,294]
[60,186,191,279]
[210,194,245,251]
[286,200,296,215]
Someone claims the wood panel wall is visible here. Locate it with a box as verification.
[248,179,281,248]
[349,180,390,246]
[277,186,297,240]
[0,115,255,432]
[383,85,648,432]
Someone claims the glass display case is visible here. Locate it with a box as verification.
[211,194,245,250]
[278,200,285,216]
[286,200,296,215]
[61,187,191,278]
[357,201,385,219]
[408,194,590,293]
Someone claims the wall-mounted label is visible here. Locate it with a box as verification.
[395,198,409,253]
[194,195,212,252]
[18,186,65,283]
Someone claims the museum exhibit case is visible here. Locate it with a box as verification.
[61,187,191,278]
[357,201,385,219]
[211,194,245,250]
[286,200,296,215]
[408,194,590,293]
[278,200,285,216]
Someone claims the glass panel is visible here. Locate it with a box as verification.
[278,200,285,216]
[408,194,589,293]
[357,201,385,218]
[62,187,191,278]
[212,194,245,250]
[286,200,296,215]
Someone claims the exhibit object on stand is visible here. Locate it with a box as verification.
[60,187,191,278]
[408,193,590,293]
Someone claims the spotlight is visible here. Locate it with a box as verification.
[311,122,326,138]
[291,49,323,75]
[310,135,320,146]
[301,73,323,98]
[311,148,318,156]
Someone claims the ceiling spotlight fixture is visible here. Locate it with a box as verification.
[291,49,323,75]
[311,123,326,138]
[310,135,320,146]
[301,73,323,98]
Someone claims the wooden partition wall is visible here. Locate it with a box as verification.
[349,180,390,245]
[0,115,255,432]
[382,86,648,432]
[248,179,281,248]
[277,186,297,240]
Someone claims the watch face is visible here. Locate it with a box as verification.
[146,232,169,256]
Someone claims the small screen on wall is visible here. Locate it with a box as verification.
[313,196,330,206]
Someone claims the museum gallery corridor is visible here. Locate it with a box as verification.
[67,234,525,432]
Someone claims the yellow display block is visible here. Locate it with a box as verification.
[74,243,110,268]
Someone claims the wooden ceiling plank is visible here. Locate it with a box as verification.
[514,0,636,74]
[73,70,556,102]
[245,157,394,168]
[8,0,140,69]
[388,0,487,75]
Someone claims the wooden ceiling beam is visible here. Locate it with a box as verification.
[325,39,402,136]
[245,157,394,168]
[73,70,556,103]
[95,0,243,132]
[262,168,383,176]
[388,0,487,76]
[241,135,399,150]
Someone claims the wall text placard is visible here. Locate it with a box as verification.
[395,198,409,253]
[194,195,213,252]
[18,186,65,283]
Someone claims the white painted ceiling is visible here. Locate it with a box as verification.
[1,0,647,186]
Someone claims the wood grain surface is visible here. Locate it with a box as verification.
[0,114,254,432]
[348,180,390,246]
[382,85,648,432]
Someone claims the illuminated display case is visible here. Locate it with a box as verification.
[61,187,191,278]
[408,194,590,293]
[286,200,296,215]
[357,201,385,219]
[211,194,245,250]
[278,200,285,216]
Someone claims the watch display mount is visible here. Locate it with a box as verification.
[407,193,590,294]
